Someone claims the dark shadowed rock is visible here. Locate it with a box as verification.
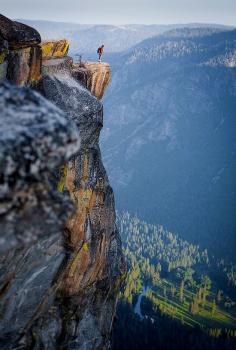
[0,83,80,253]
[38,70,125,349]
[0,82,82,350]
[0,61,7,82]
[0,15,42,85]
[0,15,124,349]
[0,69,124,349]
[0,14,41,49]
[6,45,42,85]
[0,36,8,64]
[0,37,8,81]
[0,234,65,348]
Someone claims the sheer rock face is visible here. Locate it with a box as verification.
[0,83,80,253]
[0,83,80,348]
[40,70,124,349]
[72,62,111,99]
[0,36,8,65]
[0,16,124,350]
[41,39,70,60]
[6,46,42,85]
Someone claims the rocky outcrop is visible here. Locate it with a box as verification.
[0,83,80,347]
[0,14,42,85]
[72,62,111,99]
[6,45,42,85]
[0,14,41,49]
[41,39,70,60]
[39,65,124,349]
[0,15,124,350]
[0,83,80,253]
[0,36,8,64]
[42,57,73,75]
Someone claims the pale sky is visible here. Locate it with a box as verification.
[1,0,235,25]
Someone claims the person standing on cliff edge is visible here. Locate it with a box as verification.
[97,45,104,62]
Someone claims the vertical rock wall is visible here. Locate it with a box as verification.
[39,59,124,349]
[0,14,124,350]
[0,83,80,349]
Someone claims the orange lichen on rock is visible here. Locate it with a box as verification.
[72,61,111,99]
[65,154,94,248]
[28,46,42,82]
[41,39,70,60]
[0,14,124,350]
[60,152,109,295]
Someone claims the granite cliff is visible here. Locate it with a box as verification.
[0,14,124,349]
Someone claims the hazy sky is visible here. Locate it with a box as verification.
[1,0,235,25]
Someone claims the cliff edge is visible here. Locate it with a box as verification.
[0,14,124,350]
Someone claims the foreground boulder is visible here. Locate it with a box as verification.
[0,14,41,49]
[0,82,80,253]
[0,14,42,85]
[0,83,81,348]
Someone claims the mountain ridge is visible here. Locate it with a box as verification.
[101,27,236,260]
[17,19,235,54]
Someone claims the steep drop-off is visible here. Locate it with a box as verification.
[101,28,236,259]
[0,14,124,349]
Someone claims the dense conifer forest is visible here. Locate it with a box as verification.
[112,212,236,350]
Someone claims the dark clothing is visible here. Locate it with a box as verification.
[97,46,104,60]
[97,46,104,54]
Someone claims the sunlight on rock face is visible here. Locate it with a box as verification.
[0,15,124,350]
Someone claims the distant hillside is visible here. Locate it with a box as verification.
[18,19,234,55]
[18,19,236,259]
[101,28,236,260]
[113,212,236,350]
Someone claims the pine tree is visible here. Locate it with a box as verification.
[211,299,216,316]
[197,287,202,303]
[190,296,199,315]
[216,290,222,304]
[179,280,184,303]
[171,285,176,298]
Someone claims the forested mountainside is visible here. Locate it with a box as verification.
[19,19,233,54]
[17,22,236,261]
[101,28,236,261]
[112,212,236,350]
